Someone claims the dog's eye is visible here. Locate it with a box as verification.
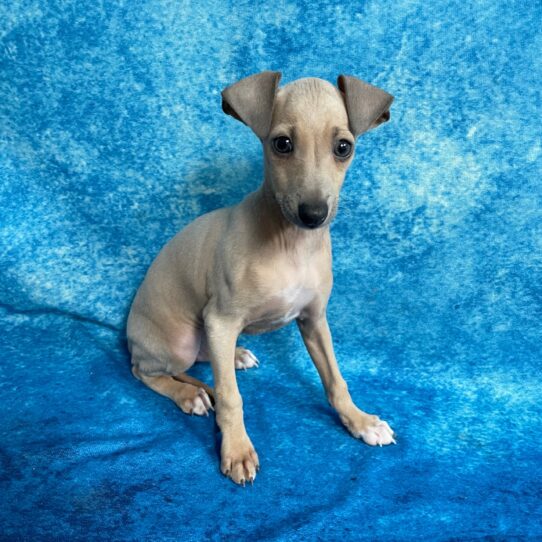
[272,136,293,154]
[334,139,353,159]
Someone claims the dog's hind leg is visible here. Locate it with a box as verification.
[128,313,214,415]
[132,365,214,416]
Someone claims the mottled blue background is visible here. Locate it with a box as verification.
[1,0,541,540]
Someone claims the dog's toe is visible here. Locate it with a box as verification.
[221,439,259,486]
[234,347,259,370]
[180,388,213,416]
[357,417,396,446]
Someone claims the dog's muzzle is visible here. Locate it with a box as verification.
[297,201,328,228]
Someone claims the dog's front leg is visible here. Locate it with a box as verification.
[204,314,259,485]
[297,312,396,446]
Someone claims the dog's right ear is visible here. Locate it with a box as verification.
[222,71,282,139]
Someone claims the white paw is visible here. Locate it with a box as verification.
[358,418,397,446]
[234,347,259,370]
[184,388,214,416]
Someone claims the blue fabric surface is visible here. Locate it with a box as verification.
[1,0,541,539]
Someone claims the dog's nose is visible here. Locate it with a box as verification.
[298,201,328,228]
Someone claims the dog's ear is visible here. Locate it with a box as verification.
[222,71,282,139]
[337,75,394,137]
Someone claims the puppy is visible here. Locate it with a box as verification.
[127,72,396,485]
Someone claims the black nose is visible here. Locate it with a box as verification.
[298,201,328,228]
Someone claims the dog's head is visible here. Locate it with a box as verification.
[222,71,393,229]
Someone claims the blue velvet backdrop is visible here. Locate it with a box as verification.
[1,0,541,540]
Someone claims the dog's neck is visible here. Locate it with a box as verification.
[250,180,329,253]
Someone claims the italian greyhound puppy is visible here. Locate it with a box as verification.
[127,71,396,486]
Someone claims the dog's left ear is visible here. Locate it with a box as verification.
[337,75,394,137]
[222,71,282,139]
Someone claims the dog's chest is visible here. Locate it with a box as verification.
[242,285,315,334]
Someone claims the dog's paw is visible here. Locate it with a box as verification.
[235,347,259,370]
[179,387,214,416]
[221,436,259,486]
[355,415,396,446]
